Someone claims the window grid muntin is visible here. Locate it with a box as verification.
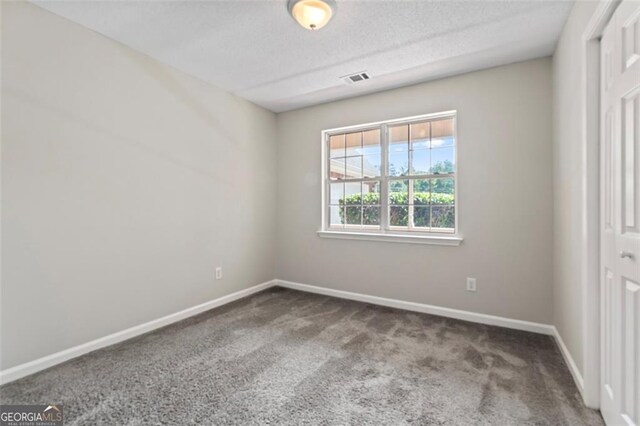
[386,176,456,233]
[324,112,457,234]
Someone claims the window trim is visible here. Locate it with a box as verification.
[316,230,463,246]
[320,110,462,244]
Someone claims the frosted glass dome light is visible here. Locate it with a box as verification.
[288,0,336,31]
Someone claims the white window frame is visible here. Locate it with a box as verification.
[318,111,463,246]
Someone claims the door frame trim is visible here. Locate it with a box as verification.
[581,0,620,409]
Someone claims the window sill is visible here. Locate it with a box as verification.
[317,230,463,246]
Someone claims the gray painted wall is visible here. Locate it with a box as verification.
[552,0,601,377]
[276,58,554,324]
[1,2,277,370]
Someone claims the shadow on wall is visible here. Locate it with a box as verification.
[118,44,245,148]
[5,42,258,184]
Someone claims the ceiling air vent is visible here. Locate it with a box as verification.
[342,71,370,84]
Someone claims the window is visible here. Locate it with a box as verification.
[321,111,459,244]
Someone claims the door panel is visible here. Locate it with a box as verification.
[623,92,638,233]
[608,108,616,230]
[601,1,640,425]
[622,9,640,70]
[604,269,616,401]
[623,279,639,424]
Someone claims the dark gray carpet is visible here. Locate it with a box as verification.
[1,287,603,425]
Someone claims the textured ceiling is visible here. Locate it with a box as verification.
[31,0,574,112]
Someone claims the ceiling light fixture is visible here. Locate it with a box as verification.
[287,0,336,31]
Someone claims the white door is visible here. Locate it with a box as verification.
[601,1,640,425]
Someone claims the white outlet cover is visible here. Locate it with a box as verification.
[466,278,477,292]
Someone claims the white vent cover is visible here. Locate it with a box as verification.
[342,71,370,84]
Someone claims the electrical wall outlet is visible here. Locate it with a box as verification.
[215,267,223,280]
[466,277,477,292]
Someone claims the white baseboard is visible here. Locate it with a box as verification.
[552,326,585,397]
[2,278,577,391]
[275,280,555,335]
[0,280,276,385]
[276,280,589,395]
